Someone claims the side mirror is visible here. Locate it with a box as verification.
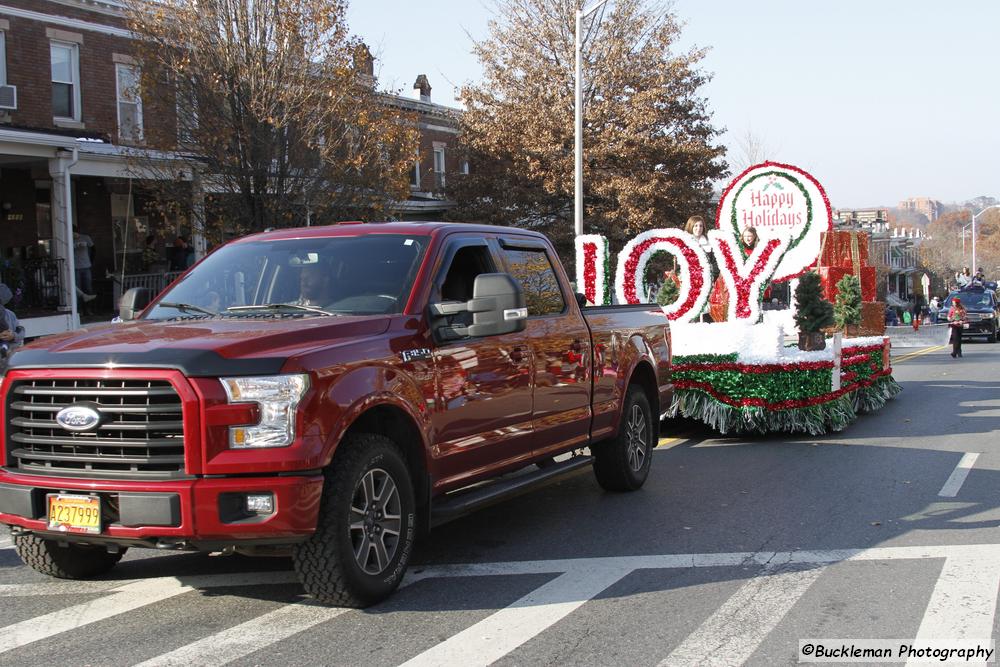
[430,273,527,339]
[119,287,153,322]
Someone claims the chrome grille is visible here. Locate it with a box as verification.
[5,379,185,479]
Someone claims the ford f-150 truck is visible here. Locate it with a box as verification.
[0,222,672,607]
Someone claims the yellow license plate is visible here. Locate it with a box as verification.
[47,494,101,534]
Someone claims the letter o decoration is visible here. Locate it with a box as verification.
[614,229,712,322]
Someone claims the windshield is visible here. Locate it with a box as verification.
[145,234,427,319]
[944,291,995,310]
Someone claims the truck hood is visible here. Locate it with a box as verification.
[8,315,391,376]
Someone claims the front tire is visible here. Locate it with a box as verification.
[294,433,416,608]
[14,534,125,579]
[592,385,655,492]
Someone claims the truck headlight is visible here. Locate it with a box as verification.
[221,374,309,448]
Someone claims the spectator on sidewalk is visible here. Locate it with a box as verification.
[73,225,97,310]
[0,283,24,360]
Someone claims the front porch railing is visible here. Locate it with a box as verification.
[118,270,185,295]
[0,258,65,314]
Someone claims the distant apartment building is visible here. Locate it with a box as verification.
[899,197,942,222]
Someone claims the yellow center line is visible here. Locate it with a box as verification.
[893,345,946,363]
[657,428,698,448]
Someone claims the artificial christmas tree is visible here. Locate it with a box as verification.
[833,274,862,336]
[794,271,834,350]
[656,273,680,307]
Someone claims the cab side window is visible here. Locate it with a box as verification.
[502,247,565,316]
[440,245,495,302]
[436,244,496,330]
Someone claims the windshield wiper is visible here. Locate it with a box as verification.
[226,303,335,316]
[157,301,217,316]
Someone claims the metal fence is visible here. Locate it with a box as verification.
[0,258,65,313]
[119,270,185,295]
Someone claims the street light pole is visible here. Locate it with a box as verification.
[574,0,609,237]
[969,204,1000,275]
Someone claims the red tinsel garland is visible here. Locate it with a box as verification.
[621,236,706,318]
[583,242,598,305]
[672,360,835,374]
[841,353,871,366]
[713,235,784,319]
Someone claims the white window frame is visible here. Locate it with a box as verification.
[410,151,421,189]
[50,40,81,122]
[433,146,446,189]
[460,159,469,175]
[0,32,7,86]
[116,62,143,142]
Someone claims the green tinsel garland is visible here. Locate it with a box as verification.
[852,375,902,413]
[670,375,901,436]
[672,353,739,365]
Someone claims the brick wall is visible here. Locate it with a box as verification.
[414,126,464,192]
[2,1,153,140]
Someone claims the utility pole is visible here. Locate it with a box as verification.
[574,0,610,237]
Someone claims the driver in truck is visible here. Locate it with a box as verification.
[295,263,336,309]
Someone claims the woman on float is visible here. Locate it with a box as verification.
[685,215,717,279]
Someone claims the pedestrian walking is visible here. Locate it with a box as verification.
[947,297,967,358]
[929,296,940,324]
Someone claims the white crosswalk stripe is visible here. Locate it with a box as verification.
[400,563,632,667]
[0,571,299,654]
[133,598,350,667]
[906,557,1000,666]
[659,565,826,667]
[0,544,998,666]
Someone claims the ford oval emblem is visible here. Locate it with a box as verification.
[55,405,102,432]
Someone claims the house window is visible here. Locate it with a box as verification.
[460,159,469,175]
[433,147,445,189]
[410,157,421,188]
[116,63,143,142]
[176,77,198,144]
[51,41,81,121]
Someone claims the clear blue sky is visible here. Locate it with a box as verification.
[347,1,999,209]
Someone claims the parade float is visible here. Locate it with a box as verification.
[575,162,901,435]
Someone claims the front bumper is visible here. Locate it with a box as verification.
[0,469,323,549]
[961,318,996,336]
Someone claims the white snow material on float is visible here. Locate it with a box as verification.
[670,322,887,364]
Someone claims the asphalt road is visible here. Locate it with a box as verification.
[2,340,999,666]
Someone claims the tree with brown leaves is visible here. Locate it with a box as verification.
[121,0,418,241]
[449,0,728,259]
[920,209,1000,284]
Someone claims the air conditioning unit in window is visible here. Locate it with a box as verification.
[0,85,16,110]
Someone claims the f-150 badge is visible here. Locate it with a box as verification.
[400,348,432,363]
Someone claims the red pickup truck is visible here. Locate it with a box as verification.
[0,223,671,606]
